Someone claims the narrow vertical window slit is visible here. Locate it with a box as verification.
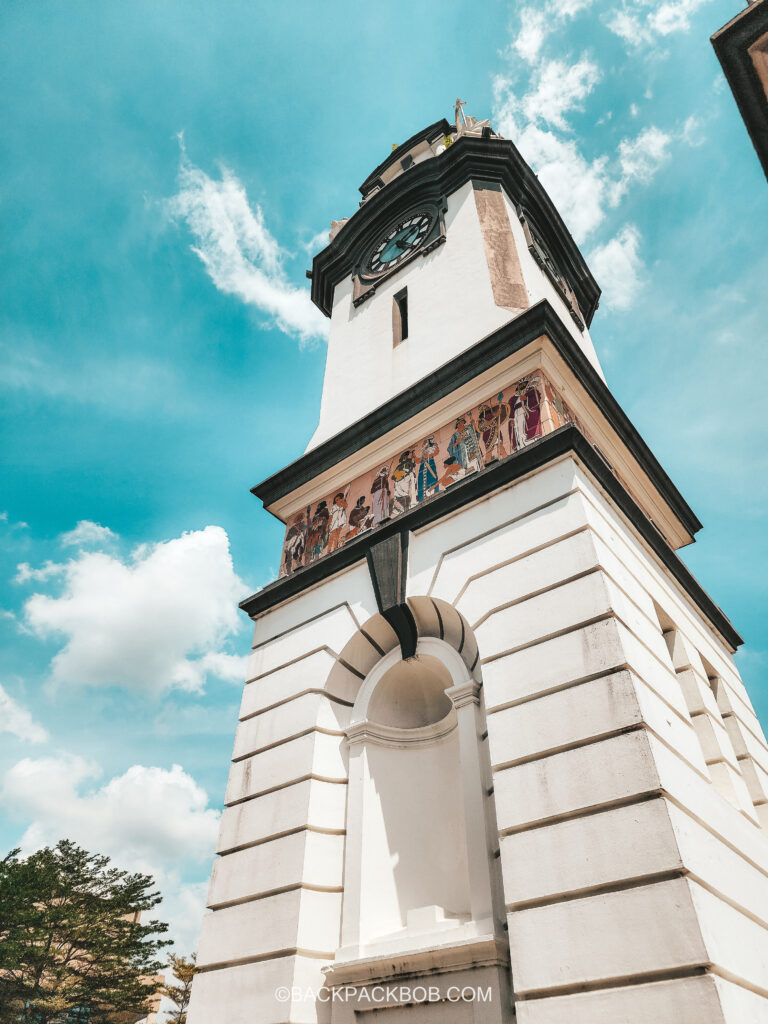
[393,288,408,346]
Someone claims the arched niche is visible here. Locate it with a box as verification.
[336,634,505,965]
[324,596,480,707]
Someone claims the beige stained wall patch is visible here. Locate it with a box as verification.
[473,181,528,311]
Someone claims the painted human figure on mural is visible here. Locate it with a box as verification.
[391,450,418,515]
[448,415,483,474]
[326,491,348,553]
[281,376,577,570]
[438,456,465,489]
[371,466,391,526]
[544,378,571,427]
[305,500,330,563]
[509,377,543,451]
[346,495,371,540]
[416,437,440,501]
[477,393,511,464]
[282,511,306,574]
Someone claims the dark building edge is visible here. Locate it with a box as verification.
[241,425,741,651]
[252,299,701,539]
[311,134,601,326]
[712,0,768,181]
[358,119,453,197]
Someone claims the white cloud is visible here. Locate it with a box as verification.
[21,525,249,694]
[166,145,328,346]
[495,73,675,242]
[589,224,644,310]
[605,0,712,46]
[59,520,118,549]
[558,0,595,14]
[495,0,705,249]
[160,881,209,953]
[681,114,706,147]
[522,58,601,129]
[2,754,219,950]
[610,125,672,204]
[3,756,219,870]
[652,0,711,36]
[617,126,672,183]
[495,81,612,242]
[302,228,331,255]
[510,1,595,65]
[15,560,67,584]
[512,7,549,64]
[0,684,49,744]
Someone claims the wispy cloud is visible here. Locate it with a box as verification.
[0,343,183,414]
[508,1,596,65]
[59,521,118,549]
[15,561,67,584]
[610,125,673,205]
[521,57,601,129]
[492,1,707,315]
[589,224,644,310]
[605,0,713,47]
[302,228,331,255]
[166,140,329,347]
[0,684,49,744]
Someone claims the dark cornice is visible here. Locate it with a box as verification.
[359,119,452,197]
[241,426,740,651]
[311,135,601,326]
[251,299,702,540]
[712,0,768,181]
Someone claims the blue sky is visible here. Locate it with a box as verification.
[1,0,766,950]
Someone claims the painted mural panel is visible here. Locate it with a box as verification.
[279,371,577,577]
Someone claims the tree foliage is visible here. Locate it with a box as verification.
[0,840,170,1024]
[159,953,196,1024]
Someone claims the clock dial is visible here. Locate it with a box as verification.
[367,213,431,274]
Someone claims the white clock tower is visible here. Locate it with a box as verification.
[187,106,768,1024]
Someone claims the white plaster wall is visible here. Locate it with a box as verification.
[207,830,344,908]
[187,955,331,1024]
[499,188,604,377]
[402,455,768,1019]
[358,730,470,944]
[217,777,347,854]
[191,453,768,1022]
[308,182,603,449]
[515,975,731,1024]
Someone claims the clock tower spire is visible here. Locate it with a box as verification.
[188,107,768,1024]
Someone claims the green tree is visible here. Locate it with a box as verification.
[0,840,170,1024]
[159,953,196,1024]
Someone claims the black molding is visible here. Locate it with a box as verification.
[712,0,768,181]
[383,604,419,660]
[366,532,416,659]
[359,119,452,197]
[311,135,601,327]
[240,426,741,650]
[366,531,408,610]
[351,198,447,308]
[252,299,701,539]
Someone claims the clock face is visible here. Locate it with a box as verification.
[367,213,432,274]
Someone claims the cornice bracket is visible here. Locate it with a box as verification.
[366,531,417,659]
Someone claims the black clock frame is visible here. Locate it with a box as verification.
[352,198,447,308]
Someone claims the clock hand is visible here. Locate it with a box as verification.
[395,230,418,250]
